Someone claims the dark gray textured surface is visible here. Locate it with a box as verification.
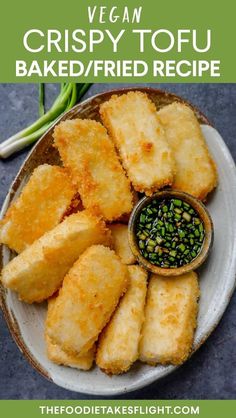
[0,83,235,400]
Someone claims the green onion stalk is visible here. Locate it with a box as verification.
[0,83,92,159]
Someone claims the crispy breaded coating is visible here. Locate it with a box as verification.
[53,119,133,221]
[117,190,139,224]
[0,164,76,253]
[46,245,129,356]
[100,92,175,195]
[1,211,111,303]
[96,265,147,374]
[139,272,200,365]
[45,297,95,370]
[109,224,135,265]
[46,336,95,370]
[157,103,217,200]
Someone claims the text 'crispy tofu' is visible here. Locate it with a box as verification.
[53,119,133,221]
[45,297,95,370]
[0,164,76,253]
[100,91,175,195]
[96,265,147,374]
[109,224,135,265]
[139,271,200,365]
[46,245,129,356]
[157,103,217,200]
[1,211,111,303]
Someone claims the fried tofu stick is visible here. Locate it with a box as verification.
[1,211,111,303]
[96,265,148,374]
[157,103,217,200]
[0,164,76,253]
[45,297,95,370]
[46,336,95,370]
[109,224,135,265]
[53,119,133,221]
[139,272,200,365]
[46,245,129,355]
[100,91,175,195]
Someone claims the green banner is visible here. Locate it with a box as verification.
[0,0,235,82]
[0,400,235,418]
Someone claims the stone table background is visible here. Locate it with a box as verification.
[0,83,235,400]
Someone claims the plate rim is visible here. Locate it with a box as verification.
[1,87,236,396]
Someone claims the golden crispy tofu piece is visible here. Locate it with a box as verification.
[96,265,147,374]
[53,119,133,221]
[100,92,175,195]
[157,103,217,200]
[139,272,200,365]
[0,164,76,253]
[45,297,95,370]
[1,211,111,303]
[117,189,139,224]
[109,224,135,265]
[46,336,95,370]
[46,245,129,356]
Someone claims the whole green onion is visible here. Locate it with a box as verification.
[0,83,92,158]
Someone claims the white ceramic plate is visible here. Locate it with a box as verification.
[1,88,236,395]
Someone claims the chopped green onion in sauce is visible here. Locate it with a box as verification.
[136,198,205,268]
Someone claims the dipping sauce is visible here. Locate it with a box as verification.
[136,198,205,268]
